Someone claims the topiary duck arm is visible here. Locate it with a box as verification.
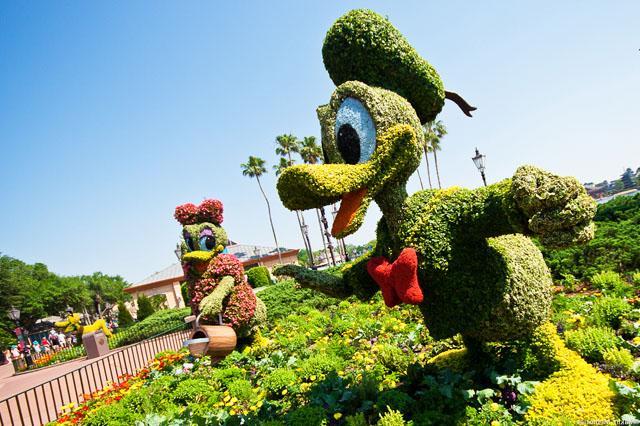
[199,276,236,319]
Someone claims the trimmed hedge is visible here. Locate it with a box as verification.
[246,266,272,288]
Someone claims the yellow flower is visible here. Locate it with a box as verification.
[491,421,501,426]
[229,409,236,416]
[490,402,500,411]
[223,395,230,402]
[281,389,288,395]
[310,375,317,381]
[334,412,343,420]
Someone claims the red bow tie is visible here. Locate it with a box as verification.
[367,248,423,308]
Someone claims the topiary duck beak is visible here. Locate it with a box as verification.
[277,124,420,238]
[183,250,217,263]
[277,162,374,238]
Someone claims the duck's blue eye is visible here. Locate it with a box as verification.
[199,235,216,251]
[335,97,376,165]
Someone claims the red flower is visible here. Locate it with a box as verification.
[174,203,199,225]
[198,199,224,224]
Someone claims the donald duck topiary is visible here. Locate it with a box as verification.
[275,9,597,349]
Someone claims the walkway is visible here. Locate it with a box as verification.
[0,328,191,426]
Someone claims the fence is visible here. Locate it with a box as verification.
[12,320,188,373]
[0,323,192,426]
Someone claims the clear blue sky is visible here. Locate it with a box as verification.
[1,1,638,283]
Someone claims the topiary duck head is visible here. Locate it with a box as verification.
[277,9,474,238]
[175,199,228,274]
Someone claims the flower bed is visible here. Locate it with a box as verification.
[49,279,640,424]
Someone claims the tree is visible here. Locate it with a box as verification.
[275,134,314,266]
[423,120,447,189]
[241,156,284,264]
[135,294,154,321]
[420,126,434,189]
[117,301,134,327]
[299,136,338,266]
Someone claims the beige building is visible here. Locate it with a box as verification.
[125,243,299,308]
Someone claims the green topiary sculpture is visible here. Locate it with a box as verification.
[275,9,597,347]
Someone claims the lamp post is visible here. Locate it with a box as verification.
[253,247,261,266]
[174,243,182,261]
[472,148,487,187]
[7,306,22,339]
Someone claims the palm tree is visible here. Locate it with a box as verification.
[275,134,314,266]
[273,157,293,176]
[420,125,434,189]
[299,136,337,266]
[240,156,283,264]
[424,120,447,189]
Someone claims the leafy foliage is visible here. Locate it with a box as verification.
[564,326,620,362]
[542,194,640,279]
[117,301,134,327]
[0,254,129,349]
[136,294,155,321]
[246,266,272,288]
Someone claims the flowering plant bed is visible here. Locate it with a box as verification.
[49,279,640,425]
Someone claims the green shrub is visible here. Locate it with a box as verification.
[591,271,632,296]
[246,266,272,288]
[117,301,134,327]
[376,344,410,373]
[262,368,297,397]
[171,378,214,404]
[298,353,345,380]
[377,408,408,426]
[149,294,168,311]
[227,378,255,401]
[110,307,190,348]
[565,326,620,362]
[259,280,339,321]
[603,347,634,372]
[136,294,155,321]
[83,399,144,425]
[588,297,631,329]
[377,390,415,414]
[632,271,640,286]
[286,406,326,426]
[345,413,368,426]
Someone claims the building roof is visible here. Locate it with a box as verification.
[128,243,297,290]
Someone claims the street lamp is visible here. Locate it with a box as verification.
[174,243,182,261]
[253,247,261,266]
[472,147,487,187]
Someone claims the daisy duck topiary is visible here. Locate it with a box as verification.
[175,199,266,337]
[275,9,597,349]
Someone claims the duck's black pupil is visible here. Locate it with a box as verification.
[205,236,215,250]
[337,123,361,165]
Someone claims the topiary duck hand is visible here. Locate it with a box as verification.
[511,165,597,247]
[198,276,236,319]
[272,264,352,298]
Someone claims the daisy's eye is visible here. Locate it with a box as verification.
[334,97,376,164]
[199,235,216,251]
[183,231,195,251]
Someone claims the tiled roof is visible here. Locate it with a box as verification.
[132,263,184,287]
[131,244,295,288]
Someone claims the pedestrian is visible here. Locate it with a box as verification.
[41,336,51,353]
[57,331,67,348]
[33,340,41,354]
[10,345,20,360]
